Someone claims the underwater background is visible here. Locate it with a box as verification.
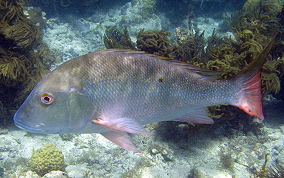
[0,0,284,177]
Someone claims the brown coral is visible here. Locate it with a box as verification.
[168,28,206,64]
[0,21,41,48]
[0,0,26,24]
[137,29,171,56]
[104,27,136,50]
[0,0,50,116]
[208,0,284,94]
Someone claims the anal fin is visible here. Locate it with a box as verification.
[101,131,140,152]
[92,117,152,135]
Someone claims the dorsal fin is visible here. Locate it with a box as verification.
[98,49,222,79]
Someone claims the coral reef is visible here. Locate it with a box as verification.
[28,144,65,176]
[1,21,41,48]
[103,27,136,50]
[136,29,171,56]
[0,0,51,117]
[208,0,284,95]
[168,27,206,64]
[135,28,206,62]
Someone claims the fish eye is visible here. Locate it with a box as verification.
[40,93,54,105]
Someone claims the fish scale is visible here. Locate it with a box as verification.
[14,35,275,152]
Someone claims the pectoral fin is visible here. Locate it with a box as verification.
[173,108,214,124]
[101,131,140,152]
[92,117,152,135]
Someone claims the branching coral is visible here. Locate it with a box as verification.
[206,35,252,80]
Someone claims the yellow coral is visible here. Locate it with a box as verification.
[28,144,65,176]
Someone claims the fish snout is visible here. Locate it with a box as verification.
[13,104,46,133]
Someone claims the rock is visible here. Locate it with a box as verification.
[11,170,40,178]
[43,171,69,178]
[65,164,89,178]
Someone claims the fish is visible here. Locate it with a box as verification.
[13,35,275,152]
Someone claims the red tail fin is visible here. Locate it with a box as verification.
[236,71,264,119]
[234,34,276,120]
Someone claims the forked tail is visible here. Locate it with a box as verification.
[233,34,276,120]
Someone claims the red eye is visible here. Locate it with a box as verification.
[41,93,54,105]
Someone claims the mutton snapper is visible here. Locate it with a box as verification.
[14,36,275,152]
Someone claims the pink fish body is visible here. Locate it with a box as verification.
[14,37,274,152]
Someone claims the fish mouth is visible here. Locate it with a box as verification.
[14,119,46,134]
[14,118,67,134]
[13,107,47,134]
